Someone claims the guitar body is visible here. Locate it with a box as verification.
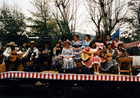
[81,51,94,61]
[105,53,113,60]
[9,50,18,62]
[101,53,113,63]
[0,55,3,64]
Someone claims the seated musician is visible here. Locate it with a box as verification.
[71,34,82,63]
[116,44,127,58]
[82,41,102,74]
[3,41,22,71]
[21,41,39,69]
[51,42,63,71]
[100,43,119,73]
[39,41,53,71]
[61,41,76,69]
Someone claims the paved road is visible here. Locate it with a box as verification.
[0,82,139,98]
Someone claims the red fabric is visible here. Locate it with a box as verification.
[85,46,90,51]
[82,56,101,68]
[104,40,115,49]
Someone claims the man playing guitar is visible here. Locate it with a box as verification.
[21,41,39,70]
[3,41,22,71]
[39,41,53,71]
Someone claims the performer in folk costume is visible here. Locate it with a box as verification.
[61,41,76,69]
[71,34,82,63]
[114,35,122,49]
[59,35,70,48]
[3,42,22,71]
[82,41,101,74]
[21,41,39,69]
[39,41,53,71]
[82,34,91,48]
[100,43,119,73]
[116,44,127,58]
[104,35,115,48]
[95,35,106,49]
[51,42,63,71]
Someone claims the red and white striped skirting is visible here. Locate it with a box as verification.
[0,72,140,82]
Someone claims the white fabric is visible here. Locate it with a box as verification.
[129,56,140,66]
[22,47,39,59]
[3,47,22,57]
[90,47,98,52]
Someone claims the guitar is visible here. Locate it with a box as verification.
[81,51,94,61]
[0,55,3,64]
[42,49,51,57]
[81,49,106,61]
[100,53,126,63]
[9,50,18,62]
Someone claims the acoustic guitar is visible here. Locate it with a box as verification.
[9,50,18,62]
[81,51,94,61]
[100,53,126,63]
[81,49,106,61]
[0,55,3,64]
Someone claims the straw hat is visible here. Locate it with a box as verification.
[7,42,17,46]
[28,41,37,46]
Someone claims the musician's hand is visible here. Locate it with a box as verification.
[115,48,117,51]
[39,52,41,55]
[11,52,17,55]
[103,56,107,59]
[31,57,34,59]
[45,51,49,55]
[88,52,92,55]
[9,56,13,59]
[65,57,69,59]
[57,48,61,50]
[20,57,23,60]
[119,54,123,57]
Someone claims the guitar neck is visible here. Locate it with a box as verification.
[108,53,125,57]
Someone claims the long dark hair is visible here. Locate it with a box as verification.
[85,34,91,40]
[106,35,112,40]
[97,35,102,40]
[107,43,112,48]
[118,44,125,52]
[56,41,61,47]
[74,34,79,39]
[89,40,97,48]
[61,35,67,41]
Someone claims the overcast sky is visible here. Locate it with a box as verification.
[0,0,133,35]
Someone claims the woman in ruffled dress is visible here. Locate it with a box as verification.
[82,41,101,74]
[61,41,76,69]
[100,43,119,73]
[71,34,82,63]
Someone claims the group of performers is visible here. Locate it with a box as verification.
[2,34,127,74]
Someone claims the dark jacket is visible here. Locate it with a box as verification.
[39,46,53,58]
